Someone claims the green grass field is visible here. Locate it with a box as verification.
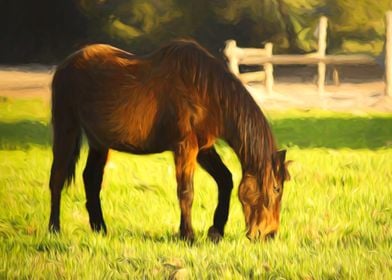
[0,97,391,279]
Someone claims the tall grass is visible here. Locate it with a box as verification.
[0,98,391,278]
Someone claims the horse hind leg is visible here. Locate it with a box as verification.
[83,147,108,233]
[49,118,82,233]
[197,147,233,242]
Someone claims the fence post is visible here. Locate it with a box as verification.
[332,67,340,86]
[386,11,392,96]
[317,16,328,95]
[264,42,274,94]
[224,40,240,76]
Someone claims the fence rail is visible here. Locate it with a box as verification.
[224,13,392,96]
[236,54,377,65]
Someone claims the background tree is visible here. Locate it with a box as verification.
[0,0,390,63]
[0,0,88,63]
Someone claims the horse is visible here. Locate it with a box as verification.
[49,39,290,242]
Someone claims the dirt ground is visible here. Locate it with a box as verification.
[0,65,55,101]
[0,65,391,112]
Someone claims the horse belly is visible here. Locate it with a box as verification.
[79,93,177,154]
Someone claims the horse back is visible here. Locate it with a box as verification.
[52,44,220,154]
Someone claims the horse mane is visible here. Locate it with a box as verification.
[148,39,277,182]
[225,79,277,178]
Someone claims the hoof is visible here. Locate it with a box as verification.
[48,223,60,234]
[208,226,223,243]
[90,222,107,234]
[179,231,195,244]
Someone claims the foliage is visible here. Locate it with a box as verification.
[0,98,391,278]
[0,0,391,62]
[326,0,392,54]
[78,0,392,55]
[0,0,88,63]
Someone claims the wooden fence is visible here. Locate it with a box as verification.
[224,13,392,96]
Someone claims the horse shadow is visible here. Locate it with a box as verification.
[0,116,390,150]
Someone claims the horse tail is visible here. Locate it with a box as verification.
[62,126,82,187]
[51,66,82,187]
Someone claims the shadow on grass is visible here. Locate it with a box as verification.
[114,228,222,246]
[0,120,51,149]
[0,116,391,150]
[271,117,392,149]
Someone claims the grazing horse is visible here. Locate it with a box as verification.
[49,39,290,242]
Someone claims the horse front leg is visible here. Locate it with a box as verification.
[197,147,233,242]
[174,134,198,242]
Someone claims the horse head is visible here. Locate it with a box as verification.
[238,150,291,241]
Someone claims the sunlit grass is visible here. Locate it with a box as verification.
[0,98,391,278]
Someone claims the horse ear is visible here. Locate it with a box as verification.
[273,150,286,165]
[273,150,291,181]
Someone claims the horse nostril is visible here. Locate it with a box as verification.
[265,231,276,240]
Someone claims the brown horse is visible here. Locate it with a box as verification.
[49,39,290,242]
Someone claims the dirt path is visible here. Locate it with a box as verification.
[0,65,54,101]
[247,81,392,112]
[1,65,391,112]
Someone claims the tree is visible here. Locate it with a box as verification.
[0,0,88,63]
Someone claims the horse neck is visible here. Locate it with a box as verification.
[222,80,276,178]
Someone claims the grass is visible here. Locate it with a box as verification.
[0,97,391,279]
